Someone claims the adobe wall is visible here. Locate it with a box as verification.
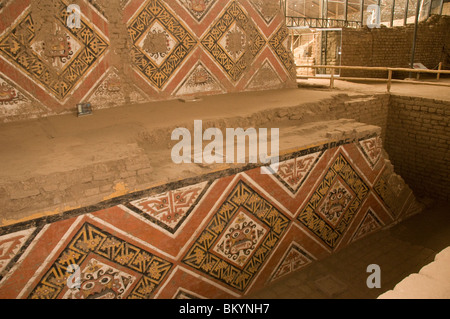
[337,15,450,78]
[0,0,297,122]
[386,95,450,201]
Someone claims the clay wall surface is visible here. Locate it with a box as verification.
[337,15,450,78]
[386,95,450,201]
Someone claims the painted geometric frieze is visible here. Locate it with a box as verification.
[182,180,290,292]
[28,223,173,299]
[173,288,204,299]
[85,68,148,109]
[174,61,225,97]
[246,59,282,90]
[297,152,370,249]
[128,0,197,89]
[351,208,383,243]
[61,257,138,299]
[87,0,130,18]
[0,228,36,277]
[373,164,406,217]
[272,151,323,195]
[268,25,296,78]
[358,136,383,169]
[316,178,355,228]
[0,76,30,106]
[201,1,266,82]
[125,181,209,234]
[0,134,422,299]
[0,1,108,101]
[176,0,218,22]
[249,0,282,25]
[269,242,314,283]
[212,210,268,268]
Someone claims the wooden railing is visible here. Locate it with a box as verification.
[296,64,450,92]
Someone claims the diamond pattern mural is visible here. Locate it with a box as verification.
[297,153,370,249]
[269,242,314,282]
[0,132,420,298]
[200,1,266,82]
[0,1,108,101]
[125,181,209,234]
[128,0,197,89]
[182,180,290,292]
[176,0,218,22]
[0,0,295,118]
[249,0,282,25]
[0,1,421,300]
[28,223,173,299]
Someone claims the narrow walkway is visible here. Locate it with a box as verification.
[246,200,450,299]
[297,77,450,101]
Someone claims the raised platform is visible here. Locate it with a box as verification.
[0,113,422,298]
[0,86,443,299]
[0,88,390,225]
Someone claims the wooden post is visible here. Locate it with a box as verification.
[387,69,393,93]
[344,0,349,26]
[330,68,335,89]
[437,62,442,81]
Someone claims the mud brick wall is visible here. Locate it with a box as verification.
[338,15,450,78]
[0,0,296,122]
[385,96,450,201]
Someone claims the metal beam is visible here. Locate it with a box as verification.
[427,0,433,17]
[391,0,396,26]
[410,0,422,77]
[404,0,409,25]
[439,0,444,15]
[360,0,365,26]
[344,0,349,24]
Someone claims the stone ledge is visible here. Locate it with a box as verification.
[0,117,384,226]
[1,89,392,225]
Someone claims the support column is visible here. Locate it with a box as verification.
[360,0,365,26]
[391,0,396,26]
[427,0,433,17]
[344,0,349,25]
[410,0,422,77]
[404,0,409,25]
